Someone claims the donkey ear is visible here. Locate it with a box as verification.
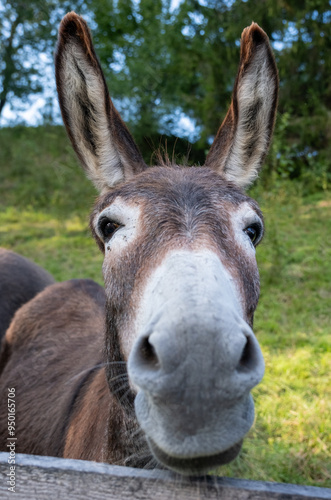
[55,12,147,193]
[204,23,279,189]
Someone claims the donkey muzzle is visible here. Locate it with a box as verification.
[128,250,264,474]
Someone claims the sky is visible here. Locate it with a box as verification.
[0,0,184,122]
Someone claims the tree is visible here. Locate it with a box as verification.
[87,0,176,149]
[0,0,87,118]
[85,0,330,179]
[2,0,330,183]
[85,0,234,162]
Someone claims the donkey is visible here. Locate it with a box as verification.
[0,248,54,341]
[0,12,278,475]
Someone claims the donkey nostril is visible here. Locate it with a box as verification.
[139,336,160,370]
[238,336,256,372]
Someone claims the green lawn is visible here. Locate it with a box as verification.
[0,125,330,487]
[220,185,331,486]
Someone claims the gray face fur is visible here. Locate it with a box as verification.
[128,249,264,474]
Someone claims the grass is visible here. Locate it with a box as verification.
[219,185,331,486]
[0,125,330,488]
[0,125,104,283]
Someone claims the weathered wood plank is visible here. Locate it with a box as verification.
[0,452,330,499]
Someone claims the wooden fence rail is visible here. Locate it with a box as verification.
[0,452,330,499]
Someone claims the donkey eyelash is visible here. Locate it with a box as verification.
[243,222,263,246]
[98,217,122,241]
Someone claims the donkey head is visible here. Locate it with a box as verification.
[56,12,278,475]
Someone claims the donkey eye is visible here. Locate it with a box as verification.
[244,223,262,246]
[99,218,121,240]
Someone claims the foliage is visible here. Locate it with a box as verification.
[80,0,331,180]
[0,125,330,486]
[0,0,88,118]
[1,1,330,184]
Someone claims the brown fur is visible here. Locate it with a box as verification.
[0,280,106,457]
[0,249,54,341]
